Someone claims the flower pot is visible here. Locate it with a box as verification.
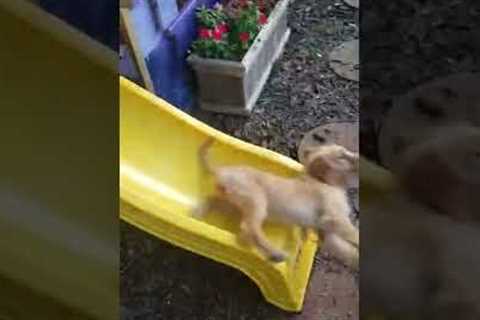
[187,0,291,115]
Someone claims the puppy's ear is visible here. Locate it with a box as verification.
[306,153,333,180]
[308,150,357,180]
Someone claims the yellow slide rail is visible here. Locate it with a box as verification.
[120,77,319,311]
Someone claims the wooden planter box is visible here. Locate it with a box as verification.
[187,0,291,115]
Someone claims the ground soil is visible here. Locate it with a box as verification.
[121,0,359,319]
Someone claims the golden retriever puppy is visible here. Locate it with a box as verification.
[192,138,359,270]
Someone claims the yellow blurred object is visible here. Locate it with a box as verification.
[120,77,319,311]
[359,156,397,204]
[0,0,117,319]
[360,158,398,320]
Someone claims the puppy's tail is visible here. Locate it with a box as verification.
[199,137,216,175]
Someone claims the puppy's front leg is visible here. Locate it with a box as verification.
[323,233,359,270]
[337,222,359,248]
[318,215,359,248]
[342,149,359,162]
[343,150,360,171]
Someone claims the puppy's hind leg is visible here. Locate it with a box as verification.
[248,220,288,263]
[245,201,288,263]
[191,196,217,219]
[191,195,239,219]
[225,183,288,263]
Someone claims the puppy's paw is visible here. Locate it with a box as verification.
[269,251,288,263]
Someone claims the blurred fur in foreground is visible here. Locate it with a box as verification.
[361,125,480,319]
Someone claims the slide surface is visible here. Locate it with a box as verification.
[120,77,319,311]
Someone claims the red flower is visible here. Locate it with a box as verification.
[239,0,248,7]
[258,13,268,25]
[199,28,212,39]
[218,22,229,33]
[213,26,223,41]
[239,32,250,43]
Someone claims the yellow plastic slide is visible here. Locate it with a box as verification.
[120,77,319,311]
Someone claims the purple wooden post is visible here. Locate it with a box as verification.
[119,0,179,84]
[146,0,219,111]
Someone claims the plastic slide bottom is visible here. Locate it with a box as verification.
[120,77,319,311]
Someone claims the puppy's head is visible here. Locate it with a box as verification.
[302,143,359,186]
